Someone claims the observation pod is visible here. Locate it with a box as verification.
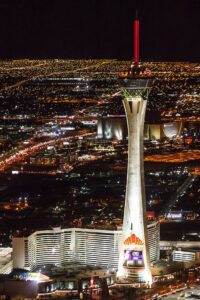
[118,61,153,284]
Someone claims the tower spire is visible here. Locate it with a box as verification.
[134,10,139,62]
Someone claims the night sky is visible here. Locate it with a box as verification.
[0,0,199,61]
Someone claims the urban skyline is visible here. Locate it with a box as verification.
[0,1,199,299]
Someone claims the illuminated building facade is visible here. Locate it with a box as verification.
[97,118,182,141]
[12,223,159,271]
[118,14,153,284]
[145,122,183,140]
[97,117,127,140]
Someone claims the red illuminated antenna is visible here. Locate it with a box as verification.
[134,9,139,63]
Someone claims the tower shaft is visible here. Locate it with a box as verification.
[118,80,152,284]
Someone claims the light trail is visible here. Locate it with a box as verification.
[0,131,93,172]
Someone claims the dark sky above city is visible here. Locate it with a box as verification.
[0,0,199,61]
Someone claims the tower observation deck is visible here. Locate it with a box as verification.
[118,14,153,285]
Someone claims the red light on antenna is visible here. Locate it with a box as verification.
[134,19,139,62]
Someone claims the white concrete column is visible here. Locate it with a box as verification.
[118,94,152,284]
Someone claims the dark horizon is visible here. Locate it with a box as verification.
[0,0,199,61]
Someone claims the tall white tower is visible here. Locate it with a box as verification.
[118,14,153,285]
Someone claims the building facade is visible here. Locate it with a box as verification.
[172,250,196,262]
[12,223,159,271]
[97,117,182,141]
[97,117,127,140]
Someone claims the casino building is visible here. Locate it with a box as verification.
[97,117,182,141]
[97,117,128,140]
[12,223,159,271]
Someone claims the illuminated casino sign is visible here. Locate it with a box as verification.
[123,233,143,246]
[123,250,144,268]
[123,234,145,268]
